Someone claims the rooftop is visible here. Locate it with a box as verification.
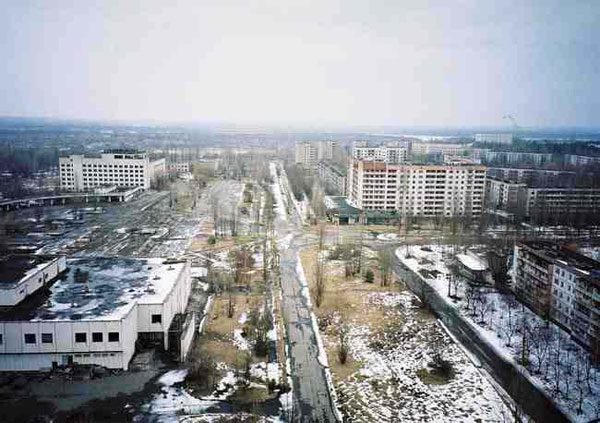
[0,257,187,322]
[519,241,600,280]
[0,255,58,287]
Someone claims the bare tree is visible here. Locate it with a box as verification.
[314,254,326,307]
[338,313,349,365]
[378,248,393,287]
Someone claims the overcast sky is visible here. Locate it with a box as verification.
[1,0,599,127]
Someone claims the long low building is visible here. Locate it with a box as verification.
[348,159,486,217]
[0,257,192,371]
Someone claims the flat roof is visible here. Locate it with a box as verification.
[0,255,58,287]
[0,257,186,322]
[456,254,487,271]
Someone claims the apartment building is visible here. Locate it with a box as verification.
[348,159,486,217]
[59,150,166,191]
[475,133,513,144]
[487,167,576,187]
[525,187,600,220]
[317,161,347,195]
[411,142,472,157]
[512,241,599,352]
[352,141,409,164]
[294,141,339,168]
[485,177,527,215]
[484,151,553,166]
[0,257,193,371]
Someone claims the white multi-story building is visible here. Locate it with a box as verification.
[475,133,513,144]
[59,150,166,192]
[294,141,339,168]
[352,141,408,164]
[348,159,486,217]
[0,257,193,371]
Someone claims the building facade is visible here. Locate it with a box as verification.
[525,188,600,221]
[348,159,486,217]
[59,150,166,192]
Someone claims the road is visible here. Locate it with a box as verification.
[271,163,339,422]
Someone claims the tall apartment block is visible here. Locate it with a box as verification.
[512,241,599,355]
[59,150,166,191]
[347,159,486,217]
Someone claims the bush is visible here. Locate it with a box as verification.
[207,235,216,245]
[364,269,374,283]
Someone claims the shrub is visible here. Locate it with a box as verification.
[364,269,374,283]
[207,235,216,245]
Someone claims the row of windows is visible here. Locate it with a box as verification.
[19,331,120,345]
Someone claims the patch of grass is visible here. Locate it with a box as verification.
[228,386,275,404]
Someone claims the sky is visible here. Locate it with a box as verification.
[1,0,599,128]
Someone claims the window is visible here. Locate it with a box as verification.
[24,333,36,344]
[92,332,103,342]
[41,333,53,344]
[0,334,3,344]
[108,332,119,342]
[151,314,162,324]
[75,333,87,343]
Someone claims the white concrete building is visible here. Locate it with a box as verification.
[475,133,513,144]
[0,256,67,307]
[352,141,408,164]
[0,257,192,371]
[59,150,166,192]
[348,159,486,217]
[294,141,339,168]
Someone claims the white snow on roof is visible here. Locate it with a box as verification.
[30,257,186,322]
[456,253,487,271]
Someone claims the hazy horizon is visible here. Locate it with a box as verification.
[2,1,599,127]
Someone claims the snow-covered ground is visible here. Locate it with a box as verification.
[397,245,600,422]
[327,291,513,422]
